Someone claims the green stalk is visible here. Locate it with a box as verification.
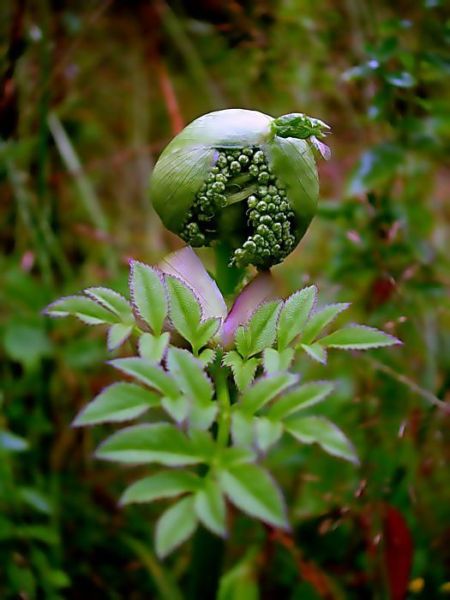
[216,364,231,448]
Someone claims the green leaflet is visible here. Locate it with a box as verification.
[300,342,327,364]
[155,496,198,558]
[110,357,178,398]
[268,381,334,420]
[120,470,200,505]
[73,382,159,426]
[96,423,205,466]
[319,325,401,350]
[138,332,170,363]
[85,287,134,324]
[301,303,350,344]
[277,286,317,350]
[167,348,216,429]
[235,301,282,359]
[165,275,202,349]
[107,323,133,351]
[45,295,119,325]
[262,347,294,373]
[223,351,259,391]
[285,416,359,465]
[194,478,227,537]
[219,463,288,529]
[254,417,283,453]
[130,261,168,335]
[240,372,298,415]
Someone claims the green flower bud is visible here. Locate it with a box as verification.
[150,109,328,269]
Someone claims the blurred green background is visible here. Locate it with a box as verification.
[1,1,449,598]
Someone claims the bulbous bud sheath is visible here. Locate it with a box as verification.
[150,109,329,269]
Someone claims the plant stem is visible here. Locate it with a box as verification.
[215,362,231,448]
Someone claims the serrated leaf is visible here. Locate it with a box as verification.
[120,470,200,505]
[130,261,168,335]
[96,423,204,465]
[302,303,350,344]
[73,382,159,426]
[161,395,190,424]
[223,351,259,391]
[138,332,170,363]
[254,418,283,453]
[85,287,134,323]
[285,416,359,464]
[235,301,282,359]
[155,496,197,558]
[277,286,317,350]
[194,478,227,537]
[262,348,294,374]
[219,446,256,468]
[167,348,216,429]
[45,296,118,325]
[167,348,213,404]
[231,409,255,448]
[319,325,401,350]
[268,381,334,420]
[165,275,203,346]
[159,246,227,322]
[110,357,178,398]
[107,323,133,351]
[198,348,216,366]
[300,343,327,364]
[222,271,277,347]
[240,372,298,414]
[219,464,288,529]
[194,317,221,353]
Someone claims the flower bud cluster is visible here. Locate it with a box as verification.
[180,146,296,269]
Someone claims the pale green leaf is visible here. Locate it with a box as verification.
[73,382,159,426]
[240,372,298,414]
[194,478,227,537]
[110,357,178,397]
[223,351,259,391]
[165,275,202,346]
[219,464,288,529]
[268,381,334,420]
[285,416,359,464]
[45,295,118,325]
[107,323,133,351]
[155,496,197,558]
[235,301,282,358]
[130,261,168,335]
[96,423,205,465]
[198,348,216,366]
[161,395,190,424]
[231,409,254,448]
[194,317,221,353]
[262,348,294,374]
[167,348,213,403]
[319,325,401,350]
[277,286,317,350]
[85,287,134,323]
[138,332,170,363]
[254,418,283,453]
[300,343,327,364]
[302,303,350,344]
[120,470,200,505]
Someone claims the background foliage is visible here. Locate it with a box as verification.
[1,0,449,598]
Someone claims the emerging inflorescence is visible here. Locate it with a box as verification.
[180,147,296,270]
